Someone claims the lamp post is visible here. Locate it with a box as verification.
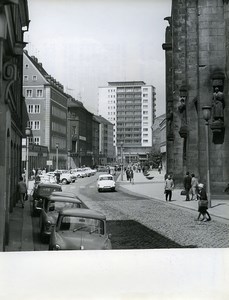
[120,142,123,181]
[25,127,31,188]
[56,143,59,170]
[202,106,212,208]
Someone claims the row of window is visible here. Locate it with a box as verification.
[52,106,67,120]
[29,137,40,145]
[24,75,37,81]
[108,89,116,92]
[25,89,43,98]
[27,104,40,114]
[28,120,40,130]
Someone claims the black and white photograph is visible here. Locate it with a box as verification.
[0,0,229,299]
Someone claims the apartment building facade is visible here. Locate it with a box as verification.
[98,81,156,163]
[67,98,94,168]
[93,115,115,165]
[23,51,68,169]
[0,0,29,251]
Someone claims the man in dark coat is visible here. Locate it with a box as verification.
[183,171,192,201]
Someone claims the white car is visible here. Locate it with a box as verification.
[71,168,87,178]
[97,174,116,192]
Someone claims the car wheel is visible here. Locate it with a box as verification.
[98,189,101,192]
[61,178,68,184]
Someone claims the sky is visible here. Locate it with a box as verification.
[25,0,172,116]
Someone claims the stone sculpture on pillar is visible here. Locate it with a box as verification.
[166,109,174,141]
[211,87,225,134]
[178,97,188,138]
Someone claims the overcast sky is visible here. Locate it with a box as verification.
[25,0,171,116]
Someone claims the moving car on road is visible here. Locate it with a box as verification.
[49,208,112,250]
[32,182,62,216]
[97,174,116,192]
[39,195,83,242]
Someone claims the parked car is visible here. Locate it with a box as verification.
[50,191,86,207]
[47,171,73,184]
[97,174,116,192]
[96,165,108,172]
[32,182,62,216]
[49,208,112,250]
[39,195,83,242]
[71,168,87,178]
[82,167,97,176]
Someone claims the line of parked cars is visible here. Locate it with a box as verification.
[31,181,112,251]
[35,167,97,185]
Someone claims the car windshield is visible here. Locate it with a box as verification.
[59,216,104,234]
[47,201,80,212]
[99,176,113,181]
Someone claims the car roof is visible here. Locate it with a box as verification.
[37,183,62,188]
[51,191,78,198]
[98,174,113,178]
[47,195,81,204]
[60,208,106,219]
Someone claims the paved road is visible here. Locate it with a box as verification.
[64,174,229,249]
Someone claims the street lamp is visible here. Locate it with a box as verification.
[56,143,59,170]
[120,142,124,181]
[25,126,31,188]
[202,106,212,208]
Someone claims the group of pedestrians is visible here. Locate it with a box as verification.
[164,171,211,222]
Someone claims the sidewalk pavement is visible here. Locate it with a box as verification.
[5,181,35,252]
[116,169,229,223]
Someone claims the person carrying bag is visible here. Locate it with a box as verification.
[196,183,211,222]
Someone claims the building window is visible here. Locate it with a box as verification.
[25,64,29,69]
[34,137,40,145]
[36,89,43,97]
[143,111,148,115]
[26,89,33,98]
[143,122,148,126]
[143,139,148,143]
[143,94,148,97]
[28,104,40,114]
[32,75,37,81]
[28,120,40,130]
[143,117,148,120]
[143,88,148,92]
[24,75,28,81]
[143,128,148,131]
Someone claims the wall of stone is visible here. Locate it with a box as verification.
[164,0,229,193]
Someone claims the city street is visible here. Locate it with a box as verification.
[60,174,229,249]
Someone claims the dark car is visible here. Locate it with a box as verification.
[32,182,62,216]
[49,208,112,251]
[39,195,83,242]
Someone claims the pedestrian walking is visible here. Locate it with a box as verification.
[164,174,174,201]
[17,176,27,208]
[129,168,134,184]
[158,166,161,174]
[191,173,198,200]
[196,183,211,222]
[126,168,130,181]
[183,171,192,201]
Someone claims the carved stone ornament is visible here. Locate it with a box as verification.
[179,125,188,139]
[3,61,17,104]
